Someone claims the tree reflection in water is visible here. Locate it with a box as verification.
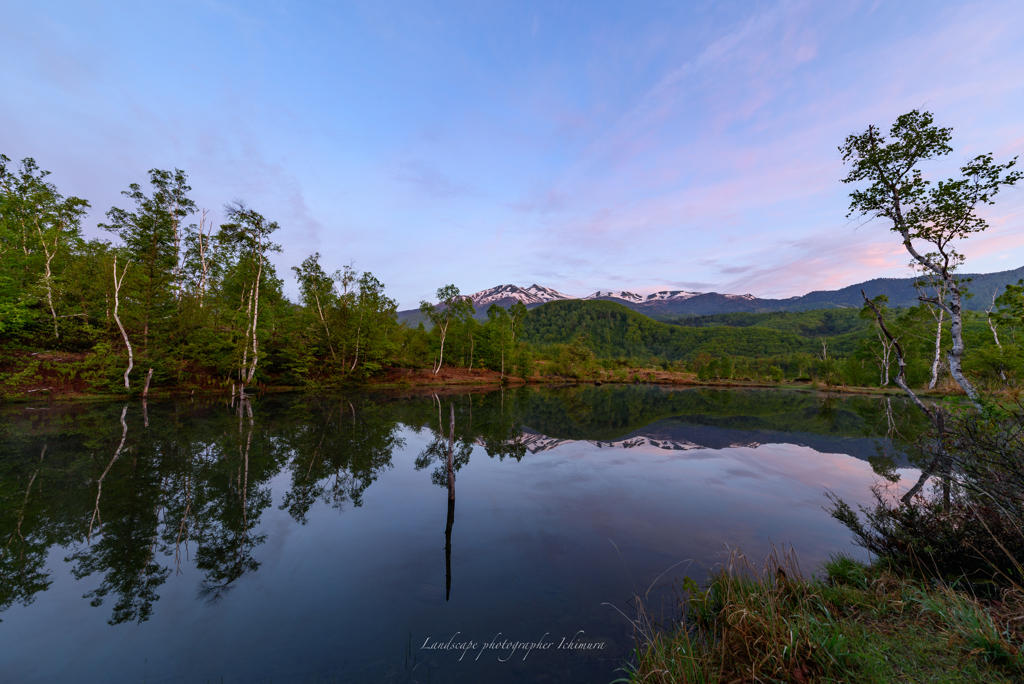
[0,394,406,624]
[0,386,927,625]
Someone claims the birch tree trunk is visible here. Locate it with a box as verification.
[985,292,1007,382]
[897,233,981,408]
[88,405,129,543]
[197,209,212,308]
[350,297,363,373]
[244,252,263,385]
[447,402,455,502]
[929,307,944,390]
[112,257,133,391]
[31,213,64,338]
[313,291,337,360]
[433,321,449,375]
[863,292,950,505]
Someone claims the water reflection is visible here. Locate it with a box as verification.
[0,386,928,681]
[278,397,403,522]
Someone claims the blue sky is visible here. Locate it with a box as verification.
[3,0,1023,308]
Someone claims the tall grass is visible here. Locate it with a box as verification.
[621,547,1024,683]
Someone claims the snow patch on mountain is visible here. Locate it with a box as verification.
[459,284,753,308]
[523,284,574,302]
[643,290,702,302]
[466,283,574,307]
[584,290,645,303]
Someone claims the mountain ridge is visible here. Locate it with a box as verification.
[397,264,1024,324]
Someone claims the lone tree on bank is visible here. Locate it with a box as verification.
[420,284,473,375]
[840,110,1020,408]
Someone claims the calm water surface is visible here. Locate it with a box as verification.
[0,386,924,683]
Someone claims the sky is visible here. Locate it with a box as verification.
[3,0,1023,309]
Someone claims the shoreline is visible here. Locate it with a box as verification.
[1,366,955,404]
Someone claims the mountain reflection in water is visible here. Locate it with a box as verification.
[0,386,926,683]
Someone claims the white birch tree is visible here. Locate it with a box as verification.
[841,110,1021,409]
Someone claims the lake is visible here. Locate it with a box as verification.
[0,385,925,683]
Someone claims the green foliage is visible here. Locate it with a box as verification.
[512,343,533,379]
[0,154,419,395]
[670,308,870,341]
[524,299,813,361]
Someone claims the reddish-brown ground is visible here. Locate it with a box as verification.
[1,349,944,402]
[371,366,519,387]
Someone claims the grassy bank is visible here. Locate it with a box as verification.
[623,548,1023,684]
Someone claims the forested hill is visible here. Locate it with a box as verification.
[783,265,1024,312]
[632,265,1024,316]
[665,309,870,337]
[521,299,840,361]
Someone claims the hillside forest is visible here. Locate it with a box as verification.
[2,154,1022,398]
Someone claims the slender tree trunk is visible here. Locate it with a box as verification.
[33,217,61,338]
[897,231,982,408]
[350,324,361,372]
[444,497,454,601]
[245,254,263,385]
[88,405,128,543]
[171,207,181,304]
[433,322,449,375]
[350,301,363,373]
[197,209,211,308]
[444,399,456,601]
[43,250,58,338]
[447,402,455,502]
[112,257,133,391]
[988,315,1003,349]
[143,368,154,398]
[863,292,950,504]
[314,291,337,360]
[240,281,254,394]
[874,329,893,386]
[946,287,979,405]
[17,216,28,255]
[929,307,944,390]
[8,445,46,549]
[986,292,1007,382]
[174,463,193,574]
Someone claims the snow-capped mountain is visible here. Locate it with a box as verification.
[466,284,573,307]
[463,284,738,308]
[643,290,702,302]
[398,282,767,322]
[458,284,754,309]
[523,284,574,302]
[584,291,645,303]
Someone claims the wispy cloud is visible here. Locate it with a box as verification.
[391,161,476,199]
[2,0,1022,307]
